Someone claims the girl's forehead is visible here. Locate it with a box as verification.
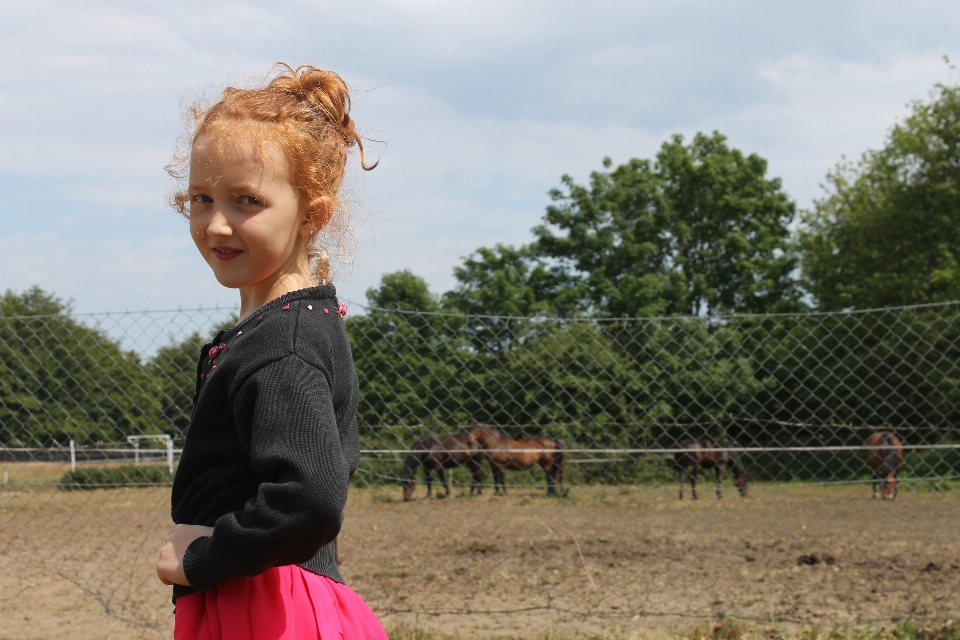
[190,126,290,180]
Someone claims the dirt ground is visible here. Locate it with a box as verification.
[1,466,958,639]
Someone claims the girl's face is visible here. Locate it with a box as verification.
[188,128,314,292]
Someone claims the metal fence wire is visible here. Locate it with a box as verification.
[1,301,958,634]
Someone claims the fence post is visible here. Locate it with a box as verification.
[70,439,76,472]
[133,440,140,466]
[167,435,174,475]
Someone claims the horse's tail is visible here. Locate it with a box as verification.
[400,447,422,500]
[880,433,900,476]
[549,436,566,471]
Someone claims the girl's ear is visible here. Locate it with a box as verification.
[300,196,333,236]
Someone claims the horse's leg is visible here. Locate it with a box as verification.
[438,468,449,498]
[872,472,879,499]
[678,467,685,500]
[425,468,433,498]
[495,466,506,495]
[543,460,556,496]
[716,465,724,499]
[690,469,698,501]
[470,461,482,496]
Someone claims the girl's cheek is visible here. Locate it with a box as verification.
[189,214,209,247]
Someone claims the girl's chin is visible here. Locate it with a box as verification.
[209,267,254,290]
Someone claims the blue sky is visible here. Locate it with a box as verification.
[1,0,959,313]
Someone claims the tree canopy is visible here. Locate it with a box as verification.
[533,132,803,317]
[800,83,960,310]
[0,287,159,445]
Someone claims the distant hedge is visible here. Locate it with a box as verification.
[58,464,173,490]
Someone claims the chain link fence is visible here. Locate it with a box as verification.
[1,301,958,635]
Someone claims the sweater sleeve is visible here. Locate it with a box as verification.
[182,355,349,592]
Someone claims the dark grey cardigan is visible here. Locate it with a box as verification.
[170,285,360,602]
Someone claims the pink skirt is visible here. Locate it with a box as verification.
[174,566,388,640]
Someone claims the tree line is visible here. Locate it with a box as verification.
[438,82,960,319]
[1,82,958,483]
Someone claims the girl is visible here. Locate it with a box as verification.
[156,63,387,640]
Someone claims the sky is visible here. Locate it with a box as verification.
[1,0,959,314]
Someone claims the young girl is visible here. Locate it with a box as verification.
[156,63,387,640]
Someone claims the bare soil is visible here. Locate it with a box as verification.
[0,466,957,639]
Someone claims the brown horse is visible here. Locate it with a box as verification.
[672,438,747,500]
[401,433,485,501]
[867,431,904,500]
[466,425,566,496]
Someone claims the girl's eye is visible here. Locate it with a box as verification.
[192,194,213,204]
[239,196,262,206]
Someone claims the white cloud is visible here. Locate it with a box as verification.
[713,51,954,207]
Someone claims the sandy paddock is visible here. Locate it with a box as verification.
[0,466,957,639]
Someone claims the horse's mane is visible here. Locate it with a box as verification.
[470,423,503,437]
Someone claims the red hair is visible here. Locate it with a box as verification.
[168,63,377,283]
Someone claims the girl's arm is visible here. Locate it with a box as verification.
[180,355,350,592]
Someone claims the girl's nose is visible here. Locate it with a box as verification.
[207,208,232,237]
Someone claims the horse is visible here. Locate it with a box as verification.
[866,431,904,500]
[466,425,566,496]
[400,433,485,501]
[671,438,747,500]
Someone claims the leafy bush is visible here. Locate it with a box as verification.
[58,464,173,490]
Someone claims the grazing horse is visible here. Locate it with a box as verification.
[672,438,747,500]
[867,431,904,500]
[466,425,566,496]
[400,433,485,501]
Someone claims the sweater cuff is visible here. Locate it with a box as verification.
[182,536,226,592]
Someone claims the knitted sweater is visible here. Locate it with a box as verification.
[170,285,360,603]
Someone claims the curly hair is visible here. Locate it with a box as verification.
[167,63,377,284]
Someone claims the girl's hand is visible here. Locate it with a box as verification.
[156,524,214,586]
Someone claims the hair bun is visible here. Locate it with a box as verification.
[269,65,376,169]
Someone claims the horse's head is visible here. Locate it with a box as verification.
[400,453,419,501]
[881,474,897,500]
[401,475,417,501]
[729,452,748,497]
[467,424,499,447]
[735,474,748,497]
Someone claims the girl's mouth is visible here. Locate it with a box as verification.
[212,247,243,261]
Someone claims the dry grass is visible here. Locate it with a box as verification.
[385,619,960,640]
[0,482,957,639]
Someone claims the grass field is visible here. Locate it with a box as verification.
[0,461,958,639]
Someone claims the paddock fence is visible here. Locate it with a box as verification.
[1,301,958,635]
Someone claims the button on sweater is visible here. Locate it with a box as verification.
[170,285,360,603]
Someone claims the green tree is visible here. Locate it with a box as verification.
[148,315,237,438]
[533,132,803,317]
[801,83,960,310]
[442,244,582,355]
[0,287,159,445]
[442,244,580,318]
[365,269,440,312]
[350,272,472,427]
